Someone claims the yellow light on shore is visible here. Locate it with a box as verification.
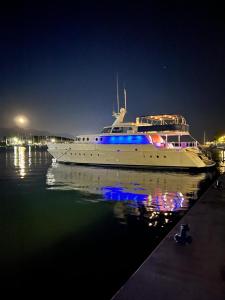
[14,115,29,127]
[13,137,19,144]
[218,135,225,143]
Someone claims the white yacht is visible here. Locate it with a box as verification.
[47,93,215,169]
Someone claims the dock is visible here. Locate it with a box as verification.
[112,173,225,300]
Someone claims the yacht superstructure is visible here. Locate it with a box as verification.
[47,94,215,169]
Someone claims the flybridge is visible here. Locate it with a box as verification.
[137,114,187,125]
[136,114,189,133]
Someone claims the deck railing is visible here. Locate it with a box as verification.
[167,141,198,148]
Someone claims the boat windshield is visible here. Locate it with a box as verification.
[101,126,133,133]
[101,127,112,133]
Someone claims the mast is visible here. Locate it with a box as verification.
[124,88,127,111]
[112,76,127,127]
[116,73,120,113]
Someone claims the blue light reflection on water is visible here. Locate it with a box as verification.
[101,187,185,211]
[102,187,148,202]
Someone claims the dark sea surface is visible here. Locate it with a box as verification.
[0,146,222,298]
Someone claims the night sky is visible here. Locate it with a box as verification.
[1,1,225,141]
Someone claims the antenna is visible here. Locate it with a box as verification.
[116,73,120,113]
[124,88,127,110]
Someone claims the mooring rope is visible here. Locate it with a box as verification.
[54,147,71,161]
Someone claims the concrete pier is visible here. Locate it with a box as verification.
[112,174,225,300]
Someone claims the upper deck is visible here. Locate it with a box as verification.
[136,114,189,133]
[101,114,190,135]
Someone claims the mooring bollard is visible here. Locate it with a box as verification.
[214,180,223,190]
[174,224,192,245]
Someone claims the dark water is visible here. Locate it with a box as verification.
[0,146,221,298]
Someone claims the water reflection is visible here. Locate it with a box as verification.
[11,146,51,178]
[13,146,26,178]
[47,163,208,226]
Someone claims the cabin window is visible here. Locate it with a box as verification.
[156,155,159,158]
[135,148,138,151]
[122,127,133,133]
[96,138,98,141]
[87,137,89,141]
[164,155,167,158]
[167,136,178,142]
[112,127,123,133]
[83,138,85,141]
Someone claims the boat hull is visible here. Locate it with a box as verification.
[47,143,215,169]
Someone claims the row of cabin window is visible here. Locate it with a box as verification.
[69,152,167,158]
[71,153,99,156]
[75,137,103,142]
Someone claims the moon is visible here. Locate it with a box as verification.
[14,115,29,127]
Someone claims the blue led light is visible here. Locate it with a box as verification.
[97,135,150,144]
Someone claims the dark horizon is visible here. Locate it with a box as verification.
[1,1,225,142]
